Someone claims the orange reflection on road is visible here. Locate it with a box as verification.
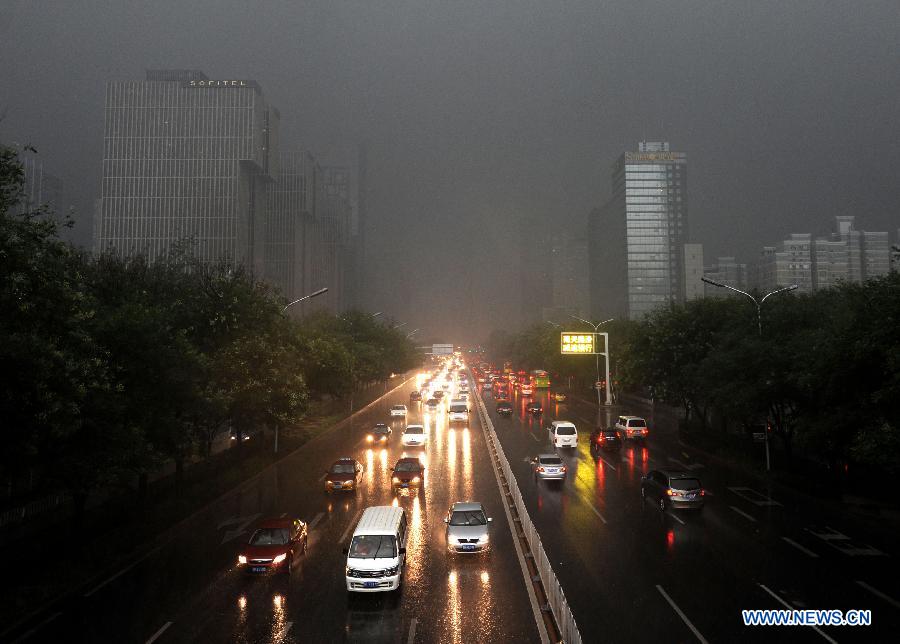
[405,495,425,588]
[446,569,462,644]
[595,458,606,491]
[366,448,375,488]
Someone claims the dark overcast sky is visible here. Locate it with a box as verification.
[2,0,898,341]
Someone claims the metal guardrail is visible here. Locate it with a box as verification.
[474,389,582,644]
[0,494,68,529]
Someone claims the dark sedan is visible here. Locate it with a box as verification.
[496,401,513,416]
[525,400,542,415]
[590,428,622,453]
[641,470,705,511]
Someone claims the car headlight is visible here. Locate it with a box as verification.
[366,434,374,442]
[392,477,401,483]
[273,553,287,565]
[385,565,399,576]
[411,476,420,483]
[238,555,247,565]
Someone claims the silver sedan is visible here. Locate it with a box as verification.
[532,454,567,480]
[444,501,492,553]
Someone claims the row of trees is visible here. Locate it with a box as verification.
[487,276,900,477]
[0,147,420,515]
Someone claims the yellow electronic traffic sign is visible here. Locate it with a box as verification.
[560,332,595,354]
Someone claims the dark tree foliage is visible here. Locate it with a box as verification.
[0,149,420,516]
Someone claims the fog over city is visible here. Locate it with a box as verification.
[1,0,898,340]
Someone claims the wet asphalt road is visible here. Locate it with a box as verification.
[482,383,900,643]
[11,374,540,644]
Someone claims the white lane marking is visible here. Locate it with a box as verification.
[407,617,418,644]
[597,455,617,471]
[729,506,757,522]
[309,512,325,530]
[808,526,884,557]
[656,585,709,644]
[781,537,819,558]
[145,621,172,644]
[667,512,686,525]
[319,472,327,481]
[758,584,837,643]
[588,503,608,525]
[339,508,364,544]
[220,513,262,544]
[728,486,782,507]
[856,580,900,609]
[530,433,540,442]
[84,545,162,597]
[11,611,62,643]
[279,512,287,518]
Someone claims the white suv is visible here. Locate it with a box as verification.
[615,416,649,440]
[548,421,578,448]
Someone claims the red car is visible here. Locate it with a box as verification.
[237,517,308,575]
[391,457,426,493]
[325,457,364,492]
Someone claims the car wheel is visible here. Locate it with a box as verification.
[658,497,666,512]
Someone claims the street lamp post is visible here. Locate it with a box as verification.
[281,287,328,314]
[701,277,798,471]
[569,315,614,407]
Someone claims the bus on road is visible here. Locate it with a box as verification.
[530,370,551,388]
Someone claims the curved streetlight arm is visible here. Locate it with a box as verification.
[282,287,328,313]
[761,284,799,304]
[701,277,758,306]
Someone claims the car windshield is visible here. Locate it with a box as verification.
[374,426,389,434]
[405,426,423,434]
[395,461,421,472]
[603,431,618,438]
[556,426,576,435]
[449,510,487,526]
[249,528,289,546]
[670,478,701,491]
[391,405,405,411]
[330,463,355,474]
[539,457,563,465]
[349,534,396,559]
[450,405,467,412]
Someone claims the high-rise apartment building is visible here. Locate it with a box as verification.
[703,256,747,297]
[590,141,688,320]
[95,70,279,276]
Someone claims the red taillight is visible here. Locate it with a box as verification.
[561,466,567,472]
[538,467,545,472]
[700,489,705,496]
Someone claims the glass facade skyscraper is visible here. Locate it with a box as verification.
[590,141,688,320]
[95,70,279,275]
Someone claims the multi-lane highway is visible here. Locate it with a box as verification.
[9,371,541,644]
[481,381,900,643]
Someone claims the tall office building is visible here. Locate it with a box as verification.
[266,151,317,306]
[590,141,688,320]
[683,243,704,301]
[95,70,279,275]
[2,143,63,216]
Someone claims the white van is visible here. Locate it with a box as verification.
[344,506,407,592]
[448,400,469,423]
[548,421,578,448]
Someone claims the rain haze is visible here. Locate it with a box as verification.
[2,0,898,341]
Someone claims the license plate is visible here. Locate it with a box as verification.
[462,545,476,551]
[252,566,267,573]
[685,493,697,500]
[363,581,378,588]
[547,469,558,473]
[400,483,409,487]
